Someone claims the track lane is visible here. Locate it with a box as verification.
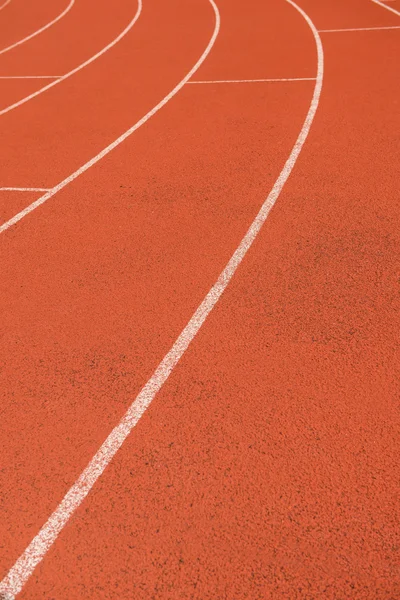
[0,0,319,596]
[189,0,316,81]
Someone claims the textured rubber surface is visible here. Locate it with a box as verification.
[0,0,399,598]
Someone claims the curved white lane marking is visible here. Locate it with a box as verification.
[0,0,322,596]
[0,0,12,11]
[0,0,220,234]
[371,0,400,16]
[0,0,75,56]
[0,0,143,117]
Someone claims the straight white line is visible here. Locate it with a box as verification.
[0,187,51,192]
[187,77,316,83]
[371,0,400,16]
[0,0,142,117]
[0,76,61,79]
[0,0,323,597]
[0,0,75,56]
[320,25,400,31]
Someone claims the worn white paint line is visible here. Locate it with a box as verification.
[320,24,400,31]
[0,0,75,56]
[0,187,51,192]
[187,77,316,83]
[371,0,400,15]
[0,75,61,79]
[0,0,221,236]
[0,0,143,117]
[0,0,323,597]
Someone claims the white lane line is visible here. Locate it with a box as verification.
[187,77,316,83]
[0,0,75,56]
[0,0,142,117]
[0,0,221,235]
[0,76,61,79]
[372,0,400,17]
[371,0,400,15]
[320,25,400,31]
[0,0,12,11]
[0,187,51,192]
[0,0,323,597]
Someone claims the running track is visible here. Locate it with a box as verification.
[0,0,399,598]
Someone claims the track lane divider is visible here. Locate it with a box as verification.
[371,0,400,16]
[0,187,51,192]
[0,75,61,79]
[188,77,316,83]
[320,25,400,31]
[0,0,12,11]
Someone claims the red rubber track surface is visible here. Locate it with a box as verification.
[0,0,399,598]
[387,0,400,13]
[0,0,68,50]
[0,0,129,76]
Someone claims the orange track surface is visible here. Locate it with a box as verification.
[0,0,399,598]
[0,0,68,50]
